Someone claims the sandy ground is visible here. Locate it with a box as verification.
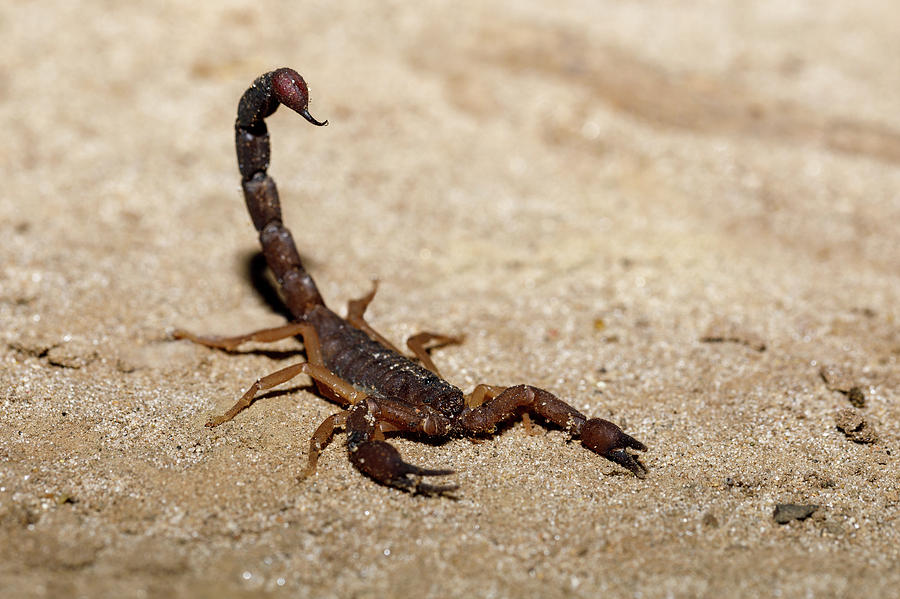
[2,1,899,597]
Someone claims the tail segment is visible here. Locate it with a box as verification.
[235,68,328,319]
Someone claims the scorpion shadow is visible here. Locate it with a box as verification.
[246,250,293,321]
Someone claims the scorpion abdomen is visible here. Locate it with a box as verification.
[308,306,465,418]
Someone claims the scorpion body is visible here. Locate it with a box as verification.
[175,68,646,493]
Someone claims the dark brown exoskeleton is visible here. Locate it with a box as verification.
[175,68,647,494]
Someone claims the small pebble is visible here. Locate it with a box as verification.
[835,408,878,444]
[773,503,818,524]
[846,387,866,409]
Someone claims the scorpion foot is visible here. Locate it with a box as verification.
[580,418,648,478]
[350,440,458,495]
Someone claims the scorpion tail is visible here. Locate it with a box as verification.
[235,68,329,320]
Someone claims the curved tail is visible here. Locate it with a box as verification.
[235,68,328,320]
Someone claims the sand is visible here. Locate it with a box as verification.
[2,2,899,597]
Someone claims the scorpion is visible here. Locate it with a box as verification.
[174,68,647,494]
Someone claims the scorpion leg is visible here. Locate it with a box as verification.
[345,281,404,354]
[206,361,366,427]
[346,282,461,376]
[460,385,647,477]
[345,399,457,494]
[465,384,507,408]
[300,410,349,479]
[173,322,309,351]
[406,332,464,377]
[186,322,365,415]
